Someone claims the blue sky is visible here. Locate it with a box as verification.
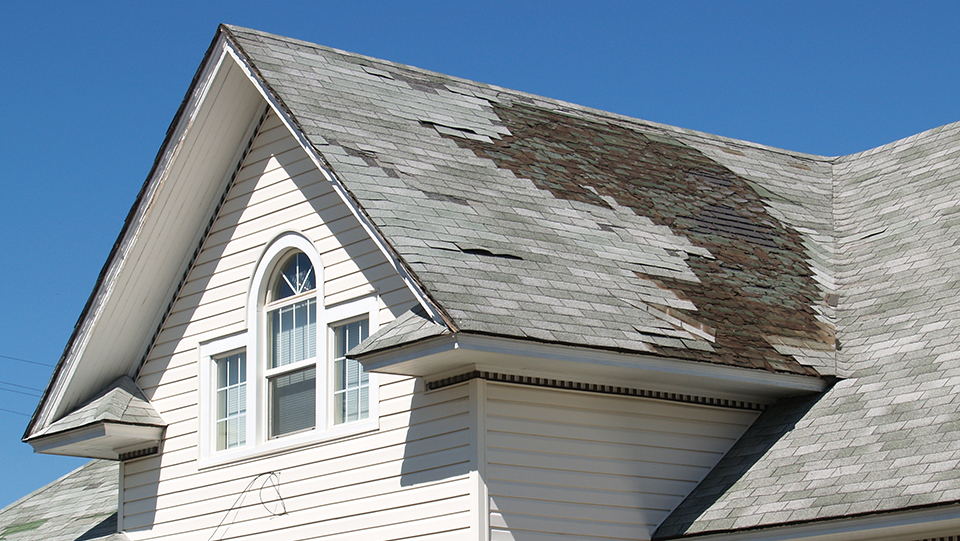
[1,0,958,509]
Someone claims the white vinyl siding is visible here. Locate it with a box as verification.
[483,383,760,541]
[129,109,467,539]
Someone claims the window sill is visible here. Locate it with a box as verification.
[197,417,379,470]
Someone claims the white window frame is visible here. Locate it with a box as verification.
[199,332,250,464]
[198,232,379,468]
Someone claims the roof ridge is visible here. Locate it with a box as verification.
[222,24,837,163]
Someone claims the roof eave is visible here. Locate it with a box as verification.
[25,27,263,441]
[26,420,165,461]
[357,332,829,405]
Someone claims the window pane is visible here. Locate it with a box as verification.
[333,319,369,425]
[269,298,316,368]
[272,252,315,301]
[269,366,316,437]
[215,351,246,450]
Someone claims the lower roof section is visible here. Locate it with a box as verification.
[0,460,126,541]
[656,502,960,541]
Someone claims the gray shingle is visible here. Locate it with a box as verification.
[0,460,124,541]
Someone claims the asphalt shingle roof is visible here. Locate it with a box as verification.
[19,25,959,538]
[656,118,960,537]
[225,25,835,377]
[32,376,165,439]
[220,26,960,535]
[0,460,124,541]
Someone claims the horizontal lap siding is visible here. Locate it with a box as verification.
[484,383,758,541]
[130,112,470,540]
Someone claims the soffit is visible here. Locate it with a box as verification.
[26,37,266,438]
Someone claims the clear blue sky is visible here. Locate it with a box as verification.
[1,0,958,509]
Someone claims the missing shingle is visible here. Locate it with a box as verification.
[338,145,400,178]
[460,247,523,260]
[392,72,447,93]
[690,203,778,249]
[422,190,470,206]
[598,223,621,232]
[720,146,747,157]
[343,146,380,167]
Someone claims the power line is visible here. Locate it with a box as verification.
[0,387,40,398]
[0,407,30,417]
[0,354,56,368]
[0,380,43,393]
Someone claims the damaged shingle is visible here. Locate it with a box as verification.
[421,190,470,206]
[436,102,831,374]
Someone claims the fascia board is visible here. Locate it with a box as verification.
[359,333,828,402]
[662,503,960,541]
[25,31,248,440]
[219,28,453,333]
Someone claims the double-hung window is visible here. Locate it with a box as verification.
[265,252,318,438]
[215,351,246,450]
[333,318,370,424]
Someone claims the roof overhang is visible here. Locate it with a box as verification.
[27,421,164,461]
[656,503,960,541]
[357,333,828,404]
[25,31,268,440]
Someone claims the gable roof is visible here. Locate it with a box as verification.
[0,460,124,541]
[223,25,835,378]
[27,22,835,443]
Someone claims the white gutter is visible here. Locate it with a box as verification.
[359,333,828,403]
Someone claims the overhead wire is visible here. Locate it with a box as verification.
[0,407,30,417]
[0,354,55,368]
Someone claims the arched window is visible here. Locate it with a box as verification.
[265,251,318,438]
[200,232,380,464]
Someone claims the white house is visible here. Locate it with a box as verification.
[8,24,960,541]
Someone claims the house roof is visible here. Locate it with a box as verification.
[220,26,960,535]
[223,25,836,378]
[27,23,837,443]
[0,460,125,541]
[655,119,960,538]
[23,23,960,538]
[31,376,164,439]
[25,376,165,460]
